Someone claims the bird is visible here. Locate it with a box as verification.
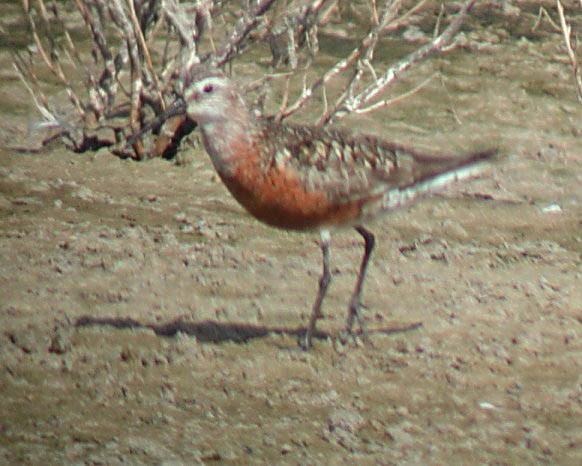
[175,66,496,349]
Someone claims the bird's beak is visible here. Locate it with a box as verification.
[127,98,188,146]
[161,98,188,119]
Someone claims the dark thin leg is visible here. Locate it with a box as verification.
[345,226,375,342]
[304,230,332,350]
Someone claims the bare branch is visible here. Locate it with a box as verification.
[353,72,437,115]
[213,0,277,67]
[16,0,483,160]
[162,0,200,70]
[75,0,117,117]
[22,0,86,120]
[13,61,59,128]
[325,0,477,125]
[556,0,582,103]
[109,0,144,157]
[277,0,407,123]
[532,6,561,32]
[383,0,428,34]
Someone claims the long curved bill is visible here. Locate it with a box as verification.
[126,98,187,146]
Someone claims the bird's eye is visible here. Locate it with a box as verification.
[203,84,214,94]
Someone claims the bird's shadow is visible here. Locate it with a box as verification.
[74,315,422,346]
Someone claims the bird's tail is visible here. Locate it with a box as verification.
[380,149,497,212]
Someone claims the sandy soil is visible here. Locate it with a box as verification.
[1,4,581,465]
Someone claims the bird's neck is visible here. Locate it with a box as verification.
[198,106,260,178]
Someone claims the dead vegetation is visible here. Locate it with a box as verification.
[12,0,479,159]
[12,0,580,160]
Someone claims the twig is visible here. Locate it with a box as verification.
[13,61,60,128]
[213,0,277,67]
[110,0,144,158]
[433,3,445,38]
[75,0,116,118]
[556,0,582,103]
[370,0,379,27]
[353,72,437,115]
[439,75,462,124]
[532,6,561,32]
[162,0,199,70]
[278,74,292,116]
[22,0,84,117]
[126,0,165,109]
[279,0,405,123]
[383,0,428,33]
[327,0,477,125]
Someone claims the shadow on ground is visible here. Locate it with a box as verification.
[74,315,423,345]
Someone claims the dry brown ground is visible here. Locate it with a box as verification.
[1,4,581,465]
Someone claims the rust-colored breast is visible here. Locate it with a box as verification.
[217,138,364,231]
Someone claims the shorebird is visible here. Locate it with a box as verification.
[176,67,495,349]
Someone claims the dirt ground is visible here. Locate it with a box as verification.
[1,3,581,465]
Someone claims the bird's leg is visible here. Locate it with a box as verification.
[303,229,332,350]
[345,226,375,343]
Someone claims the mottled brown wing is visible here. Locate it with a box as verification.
[257,121,489,205]
[257,122,401,204]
